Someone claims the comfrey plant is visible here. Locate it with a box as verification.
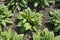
[26,0,55,8]
[0,4,13,31]
[33,28,54,40]
[0,28,24,40]
[48,10,60,32]
[17,8,42,32]
[6,0,27,13]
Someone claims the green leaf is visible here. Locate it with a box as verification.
[20,0,27,7]
[54,35,60,40]
[33,26,38,32]
[23,19,27,23]
[17,21,23,27]
[7,13,13,17]
[0,25,2,31]
[7,28,15,39]
[48,32,54,40]
[34,2,38,7]
[24,22,31,30]
[1,20,6,27]
[17,34,24,40]
[48,0,55,3]
[18,12,24,19]
[5,18,13,23]
[54,26,60,32]
[44,0,49,6]
[0,15,5,19]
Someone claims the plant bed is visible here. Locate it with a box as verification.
[0,0,60,40]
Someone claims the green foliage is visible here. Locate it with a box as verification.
[0,0,60,40]
[33,30,41,40]
[0,28,24,40]
[48,10,60,32]
[0,4,13,31]
[54,35,60,40]
[5,0,55,13]
[26,0,55,8]
[17,8,42,32]
[33,28,54,40]
[6,0,27,13]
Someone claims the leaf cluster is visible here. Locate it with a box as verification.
[6,0,27,13]
[33,28,54,40]
[5,0,55,13]
[48,10,60,32]
[17,8,42,32]
[26,0,55,8]
[0,4,13,31]
[0,28,24,40]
